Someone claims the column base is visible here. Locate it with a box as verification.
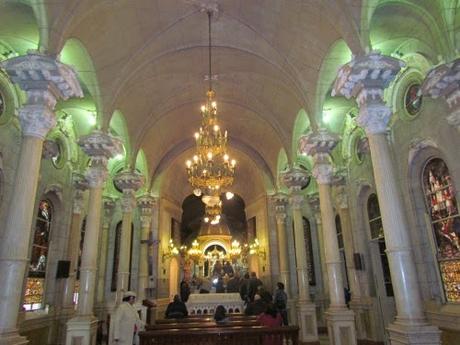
[0,330,28,345]
[350,299,374,341]
[387,321,441,345]
[297,300,319,344]
[65,315,98,345]
[325,308,357,345]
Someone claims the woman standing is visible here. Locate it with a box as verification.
[111,291,144,345]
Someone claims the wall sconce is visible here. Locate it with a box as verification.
[162,239,179,262]
[228,239,242,261]
[249,238,266,260]
[187,240,202,262]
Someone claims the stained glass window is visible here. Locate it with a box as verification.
[367,194,394,297]
[24,200,53,311]
[422,158,460,302]
[404,84,423,116]
[302,217,315,285]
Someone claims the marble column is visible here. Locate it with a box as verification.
[281,168,318,344]
[273,193,290,292]
[62,174,89,312]
[95,196,116,317]
[66,131,122,345]
[113,170,144,304]
[0,54,82,345]
[421,58,460,133]
[334,185,361,303]
[137,193,156,301]
[300,128,356,345]
[332,51,440,344]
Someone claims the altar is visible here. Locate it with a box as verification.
[186,293,245,315]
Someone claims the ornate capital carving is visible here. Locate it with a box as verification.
[86,162,108,189]
[1,53,83,138]
[0,53,83,100]
[332,52,403,134]
[114,170,144,194]
[103,196,116,215]
[280,166,310,192]
[289,193,304,210]
[120,190,136,213]
[357,102,393,135]
[308,194,320,212]
[312,159,334,185]
[79,130,123,164]
[137,193,156,228]
[298,128,339,157]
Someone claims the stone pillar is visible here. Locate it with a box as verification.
[113,170,144,304]
[300,128,356,345]
[421,58,460,133]
[66,131,122,345]
[332,51,440,344]
[308,195,328,329]
[0,54,82,345]
[62,174,89,312]
[150,197,160,299]
[273,193,290,292]
[334,185,361,303]
[137,194,156,301]
[95,196,116,316]
[281,168,318,344]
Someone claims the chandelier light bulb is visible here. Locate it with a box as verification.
[223,154,229,161]
[211,101,217,108]
[204,217,209,223]
[201,105,206,112]
[213,125,219,132]
[194,132,200,139]
[226,191,234,200]
[193,155,199,162]
[186,160,192,168]
[207,152,213,160]
[231,159,236,166]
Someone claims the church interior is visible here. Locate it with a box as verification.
[0,1,460,345]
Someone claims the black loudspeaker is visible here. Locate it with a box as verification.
[353,253,364,270]
[56,260,70,279]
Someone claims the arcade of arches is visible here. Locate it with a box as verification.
[0,1,460,345]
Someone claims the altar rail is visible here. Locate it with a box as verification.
[139,325,299,345]
[155,314,257,324]
[147,319,260,330]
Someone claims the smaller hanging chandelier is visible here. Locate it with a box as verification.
[185,10,236,224]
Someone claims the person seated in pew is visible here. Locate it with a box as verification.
[244,294,267,316]
[165,294,188,319]
[213,305,229,323]
[257,304,283,345]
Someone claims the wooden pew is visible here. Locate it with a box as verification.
[155,314,257,324]
[139,325,299,345]
[146,319,260,330]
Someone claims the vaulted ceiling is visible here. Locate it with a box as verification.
[0,0,455,205]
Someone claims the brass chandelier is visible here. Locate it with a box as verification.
[185,10,236,223]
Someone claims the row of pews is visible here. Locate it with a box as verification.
[139,314,299,345]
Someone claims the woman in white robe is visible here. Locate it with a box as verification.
[111,291,144,345]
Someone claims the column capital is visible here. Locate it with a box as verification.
[289,193,304,210]
[422,58,460,131]
[307,194,320,212]
[103,195,116,215]
[78,130,123,166]
[280,166,310,192]
[114,170,145,213]
[1,53,83,139]
[137,193,157,228]
[332,51,404,134]
[299,128,339,158]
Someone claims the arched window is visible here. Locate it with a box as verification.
[367,194,394,297]
[111,222,134,291]
[24,200,53,311]
[422,158,460,302]
[302,217,315,285]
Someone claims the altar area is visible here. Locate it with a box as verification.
[186,293,245,315]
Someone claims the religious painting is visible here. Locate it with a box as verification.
[302,217,316,286]
[247,217,256,242]
[404,84,423,116]
[422,158,460,302]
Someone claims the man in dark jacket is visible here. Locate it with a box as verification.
[248,272,263,302]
